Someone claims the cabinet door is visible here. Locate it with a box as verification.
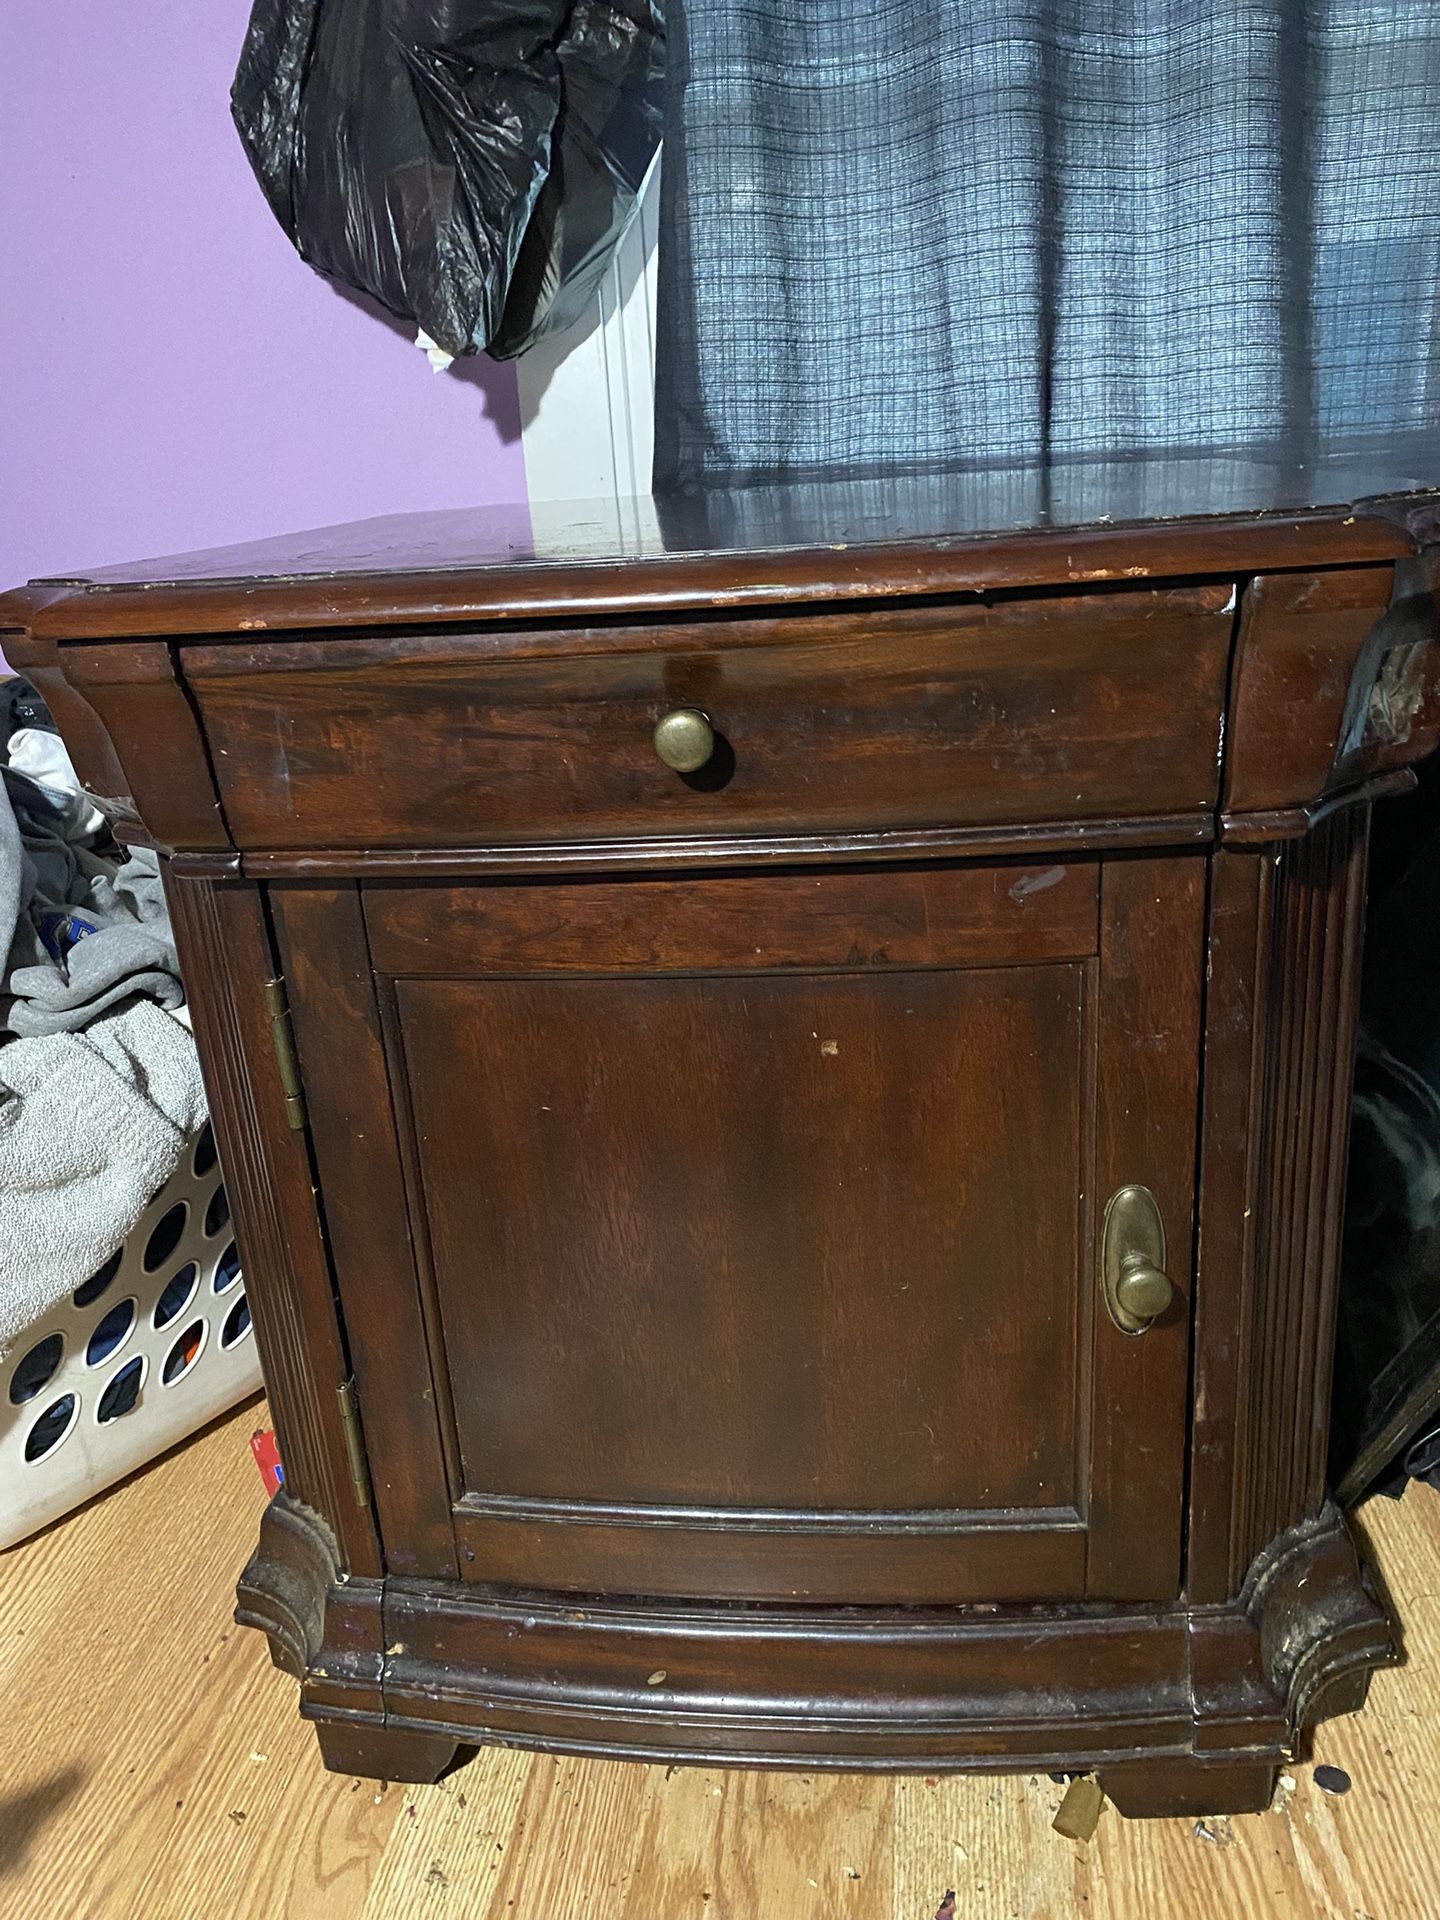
[277,855,1204,1605]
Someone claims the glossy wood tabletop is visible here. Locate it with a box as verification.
[2,436,1435,639]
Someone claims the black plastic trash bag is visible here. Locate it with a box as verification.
[232,0,664,361]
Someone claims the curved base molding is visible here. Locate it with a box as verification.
[235,1495,339,1682]
[1243,1508,1395,1734]
[237,1495,1395,1815]
[236,1496,387,1736]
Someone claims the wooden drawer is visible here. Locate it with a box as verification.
[182,586,1235,852]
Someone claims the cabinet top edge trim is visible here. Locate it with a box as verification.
[2,512,1418,650]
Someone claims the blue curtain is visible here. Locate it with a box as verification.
[653,1,1440,488]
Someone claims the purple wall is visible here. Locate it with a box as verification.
[0,1,527,590]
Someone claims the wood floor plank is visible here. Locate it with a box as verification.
[0,1402,403,1920]
[356,1747,533,1920]
[893,1772,1075,1920]
[2,1401,1440,1919]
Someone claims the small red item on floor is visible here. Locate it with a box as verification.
[250,1428,284,1495]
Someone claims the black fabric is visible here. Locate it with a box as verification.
[2,680,54,743]
[232,0,664,361]
[654,0,1440,490]
[1333,758,1440,1503]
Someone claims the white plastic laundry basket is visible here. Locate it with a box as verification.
[0,1120,263,1547]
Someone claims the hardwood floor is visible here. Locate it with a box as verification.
[1,1399,1437,1920]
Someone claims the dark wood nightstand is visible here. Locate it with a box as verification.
[6,452,1437,1816]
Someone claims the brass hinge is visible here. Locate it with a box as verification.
[263,977,308,1131]
[337,1378,374,1511]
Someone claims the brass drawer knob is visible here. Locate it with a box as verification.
[1102,1184,1176,1333]
[653,708,715,773]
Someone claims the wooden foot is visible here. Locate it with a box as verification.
[314,1719,467,1784]
[1098,1757,1276,1820]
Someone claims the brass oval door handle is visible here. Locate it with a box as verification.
[1101,1184,1175,1334]
[653,707,716,773]
[1113,1257,1176,1326]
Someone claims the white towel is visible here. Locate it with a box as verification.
[0,1001,207,1356]
[5,727,105,838]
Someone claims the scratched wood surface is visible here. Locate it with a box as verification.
[1,1399,1437,1920]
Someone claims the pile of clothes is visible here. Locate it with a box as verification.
[0,677,205,1353]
